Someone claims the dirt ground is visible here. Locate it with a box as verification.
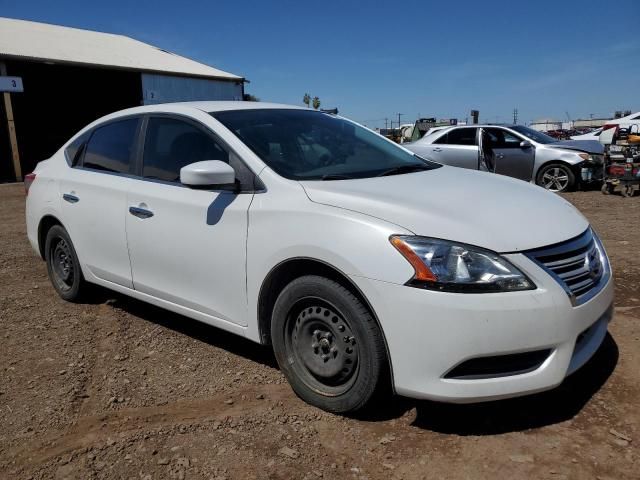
[1,182,638,480]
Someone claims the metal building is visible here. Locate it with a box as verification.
[0,17,245,182]
[529,118,562,132]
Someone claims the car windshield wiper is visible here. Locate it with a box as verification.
[321,174,353,180]
[376,164,431,177]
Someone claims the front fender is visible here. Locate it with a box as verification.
[243,180,414,343]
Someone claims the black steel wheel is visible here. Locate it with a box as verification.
[45,225,87,301]
[271,275,388,413]
[285,300,359,395]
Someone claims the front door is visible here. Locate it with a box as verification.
[483,127,535,181]
[125,116,253,326]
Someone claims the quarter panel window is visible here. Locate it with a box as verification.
[65,132,89,167]
[142,117,229,182]
[83,119,139,173]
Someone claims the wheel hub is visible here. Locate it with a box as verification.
[542,167,569,191]
[52,239,74,285]
[290,304,358,385]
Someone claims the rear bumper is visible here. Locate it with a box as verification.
[350,253,614,403]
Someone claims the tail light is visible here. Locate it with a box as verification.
[24,172,36,195]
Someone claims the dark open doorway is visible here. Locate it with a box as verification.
[0,60,142,182]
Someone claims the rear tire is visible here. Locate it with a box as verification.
[271,275,387,413]
[45,225,87,302]
[536,163,575,193]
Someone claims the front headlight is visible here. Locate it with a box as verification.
[390,235,535,293]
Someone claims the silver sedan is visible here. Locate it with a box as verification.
[404,124,604,192]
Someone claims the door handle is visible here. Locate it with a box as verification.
[432,147,443,152]
[63,193,79,203]
[129,206,154,219]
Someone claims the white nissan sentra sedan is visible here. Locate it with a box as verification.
[25,102,613,413]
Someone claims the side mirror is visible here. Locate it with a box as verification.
[180,160,236,188]
[520,140,533,149]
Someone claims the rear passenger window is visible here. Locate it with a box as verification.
[142,117,229,182]
[83,119,139,173]
[444,128,477,146]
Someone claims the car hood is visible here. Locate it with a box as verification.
[548,140,604,154]
[300,167,588,252]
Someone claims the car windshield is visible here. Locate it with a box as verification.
[510,125,556,144]
[211,109,440,180]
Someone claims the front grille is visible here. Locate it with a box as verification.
[525,229,609,306]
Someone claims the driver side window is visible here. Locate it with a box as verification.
[485,128,522,148]
[142,117,229,182]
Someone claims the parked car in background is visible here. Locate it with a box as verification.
[571,128,602,141]
[599,111,640,145]
[404,124,604,192]
[26,102,613,414]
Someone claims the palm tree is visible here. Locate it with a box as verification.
[312,96,321,110]
[303,93,311,108]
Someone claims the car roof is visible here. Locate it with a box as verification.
[63,101,312,148]
[177,101,306,113]
[422,124,518,136]
[121,101,305,115]
[80,101,309,132]
[431,124,520,130]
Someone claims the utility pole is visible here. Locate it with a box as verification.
[397,113,403,129]
[384,118,388,129]
[513,108,518,125]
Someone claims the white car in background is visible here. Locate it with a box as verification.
[571,128,602,141]
[599,111,640,145]
[25,102,613,413]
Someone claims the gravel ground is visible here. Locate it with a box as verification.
[0,182,638,480]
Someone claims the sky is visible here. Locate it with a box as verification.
[2,0,639,128]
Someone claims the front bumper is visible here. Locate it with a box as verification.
[350,253,614,403]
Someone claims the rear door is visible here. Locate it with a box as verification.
[58,117,141,287]
[427,127,479,169]
[484,127,535,181]
[125,115,255,326]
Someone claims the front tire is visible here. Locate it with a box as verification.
[536,163,575,193]
[45,225,87,302]
[271,275,387,413]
